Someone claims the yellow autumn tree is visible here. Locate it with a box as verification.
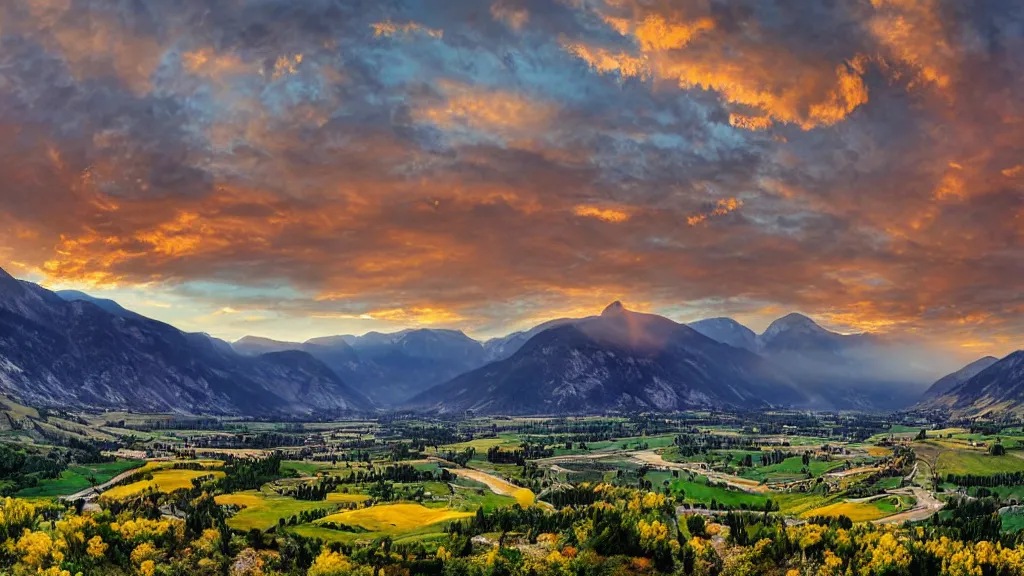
[86,535,108,559]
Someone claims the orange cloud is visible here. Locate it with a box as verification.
[633,14,714,51]
[573,205,631,223]
[729,114,773,131]
[563,44,649,79]
[867,0,954,91]
[1002,165,1024,178]
[560,4,873,130]
[670,58,868,130]
[687,198,743,226]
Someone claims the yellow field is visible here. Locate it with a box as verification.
[316,503,473,533]
[102,469,225,500]
[215,492,264,508]
[801,501,888,522]
[215,491,353,530]
[449,469,536,506]
[865,446,893,457]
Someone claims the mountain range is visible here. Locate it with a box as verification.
[233,329,487,405]
[693,313,940,410]
[0,268,371,416]
[404,302,805,414]
[0,266,1019,417]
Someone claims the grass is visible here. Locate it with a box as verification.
[102,469,225,500]
[934,449,1024,476]
[215,491,346,531]
[449,485,517,512]
[552,433,679,456]
[316,503,473,533]
[872,477,903,491]
[969,485,1024,503]
[15,460,144,498]
[440,435,520,452]
[1001,510,1024,533]
[738,457,844,482]
[669,475,769,509]
[775,492,833,516]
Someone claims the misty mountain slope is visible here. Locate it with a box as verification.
[406,302,806,415]
[686,312,941,410]
[688,318,758,352]
[339,328,488,403]
[0,268,372,415]
[919,352,1024,415]
[918,356,999,404]
[233,328,488,405]
[483,317,580,361]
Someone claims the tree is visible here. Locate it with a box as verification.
[686,515,707,538]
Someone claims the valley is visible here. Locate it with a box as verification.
[3,401,1024,575]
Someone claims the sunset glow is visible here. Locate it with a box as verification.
[0,0,1021,357]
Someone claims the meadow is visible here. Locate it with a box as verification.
[15,459,143,498]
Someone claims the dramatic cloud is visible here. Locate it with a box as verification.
[0,0,1021,358]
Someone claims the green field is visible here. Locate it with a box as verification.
[669,475,769,509]
[215,491,351,531]
[935,450,1024,476]
[1001,510,1024,533]
[738,456,844,482]
[871,477,903,491]
[15,460,144,498]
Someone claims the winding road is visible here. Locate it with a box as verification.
[60,465,147,502]
[872,487,944,524]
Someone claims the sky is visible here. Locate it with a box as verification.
[0,0,1021,357]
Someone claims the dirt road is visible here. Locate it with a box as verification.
[873,487,944,524]
[448,468,537,507]
[630,450,771,493]
[61,465,146,502]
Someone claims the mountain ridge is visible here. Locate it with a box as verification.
[405,304,807,415]
[0,268,373,416]
[917,352,1024,416]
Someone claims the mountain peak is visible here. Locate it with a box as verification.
[688,317,758,352]
[601,301,625,316]
[762,313,827,338]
